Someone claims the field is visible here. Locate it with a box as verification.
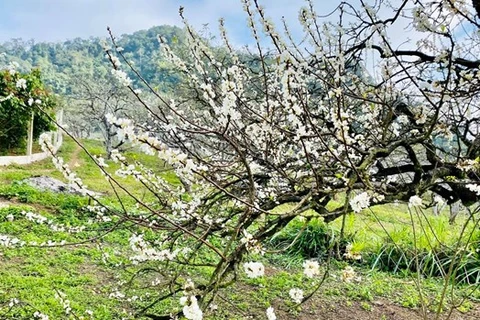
[0,137,479,319]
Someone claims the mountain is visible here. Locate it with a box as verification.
[0,25,186,95]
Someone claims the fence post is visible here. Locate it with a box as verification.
[55,109,64,148]
[26,112,34,156]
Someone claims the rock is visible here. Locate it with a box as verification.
[21,176,77,194]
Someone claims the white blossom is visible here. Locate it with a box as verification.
[266,307,276,320]
[8,298,19,307]
[289,288,304,304]
[109,55,121,68]
[0,234,24,247]
[16,78,27,90]
[457,159,477,172]
[341,266,359,283]
[243,261,265,278]
[408,195,423,208]
[182,296,203,320]
[303,260,320,278]
[240,229,264,254]
[33,312,49,320]
[349,192,371,213]
[111,69,132,86]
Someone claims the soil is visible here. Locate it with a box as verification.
[211,294,480,319]
[211,277,480,320]
[214,296,480,319]
[275,297,480,320]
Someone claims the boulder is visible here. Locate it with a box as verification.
[21,176,76,194]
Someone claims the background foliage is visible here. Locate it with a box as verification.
[0,68,56,152]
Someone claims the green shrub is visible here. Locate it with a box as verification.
[269,217,353,260]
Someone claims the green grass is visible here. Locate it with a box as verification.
[0,206,130,319]
[0,137,189,319]
[0,136,177,197]
[0,137,478,319]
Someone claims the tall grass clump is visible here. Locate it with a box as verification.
[269,217,354,261]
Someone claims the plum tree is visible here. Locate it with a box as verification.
[38,0,480,318]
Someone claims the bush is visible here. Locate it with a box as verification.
[269,217,353,260]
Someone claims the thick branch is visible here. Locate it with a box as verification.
[349,43,480,69]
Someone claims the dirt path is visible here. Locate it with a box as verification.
[68,144,83,168]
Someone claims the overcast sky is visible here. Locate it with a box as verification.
[0,0,343,45]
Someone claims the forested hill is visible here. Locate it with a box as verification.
[0,25,185,94]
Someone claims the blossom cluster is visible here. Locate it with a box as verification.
[341,266,360,283]
[179,279,203,320]
[303,260,320,278]
[54,291,72,315]
[289,288,304,304]
[22,210,86,233]
[0,234,24,247]
[240,229,265,255]
[129,233,179,264]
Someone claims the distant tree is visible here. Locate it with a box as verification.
[0,66,56,151]
[67,75,143,157]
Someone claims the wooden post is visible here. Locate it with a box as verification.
[27,112,34,156]
[55,108,64,148]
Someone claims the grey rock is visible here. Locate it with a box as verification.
[21,176,77,194]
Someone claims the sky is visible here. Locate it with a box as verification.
[0,0,342,45]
